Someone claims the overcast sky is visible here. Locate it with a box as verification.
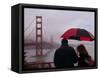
[24,8,94,44]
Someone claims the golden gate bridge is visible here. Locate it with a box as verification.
[24,16,57,69]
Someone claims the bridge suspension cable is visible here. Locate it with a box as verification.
[24,18,35,32]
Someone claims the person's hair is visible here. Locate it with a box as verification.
[61,39,68,46]
[77,44,89,56]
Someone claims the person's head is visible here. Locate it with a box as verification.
[76,44,88,56]
[61,39,68,46]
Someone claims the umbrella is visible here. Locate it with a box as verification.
[61,28,94,41]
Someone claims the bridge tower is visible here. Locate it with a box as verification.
[36,16,43,56]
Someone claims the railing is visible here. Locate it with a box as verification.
[24,62,55,70]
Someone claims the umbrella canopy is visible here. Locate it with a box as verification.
[61,28,94,41]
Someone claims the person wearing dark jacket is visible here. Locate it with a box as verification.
[54,39,78,68]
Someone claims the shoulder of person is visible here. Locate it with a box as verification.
[69,46,74,49]
[55,48,61,51]
[88,56,93,60]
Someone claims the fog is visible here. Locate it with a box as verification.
[24,8,94,44]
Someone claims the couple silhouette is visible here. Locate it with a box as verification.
[54,39,94,68]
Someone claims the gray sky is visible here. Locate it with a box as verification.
[24,8,94,44]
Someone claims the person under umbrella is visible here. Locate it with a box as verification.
[76,44,94,67]
[61,28,94,67]
[54,39,78,68]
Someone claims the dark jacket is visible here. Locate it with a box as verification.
[54,46,78,68]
